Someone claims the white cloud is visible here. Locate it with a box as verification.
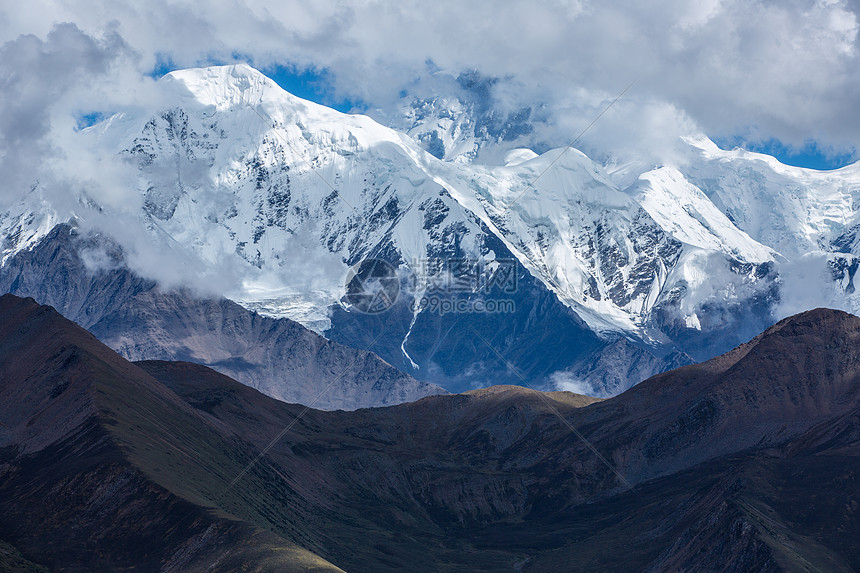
[0,0,857,161]
[775,255,854,319]
[549,370,596,396]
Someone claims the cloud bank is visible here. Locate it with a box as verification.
[0,0,857,165]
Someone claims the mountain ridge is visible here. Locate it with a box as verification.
[0,293,345,571]
[2,294,860,570]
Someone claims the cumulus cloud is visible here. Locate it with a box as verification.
[0,0,857,165]
[0,22,224,291]
[0,22,170,213]
[549,370,597,397]
[0,24,119,206]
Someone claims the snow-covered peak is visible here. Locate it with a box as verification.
[504,148,539,166]
[162,64,298,114]
[632,166,775,263]
[679,135,860,259]
[684,134,860,176]
[160,64,405,153]
[5,64,860,373]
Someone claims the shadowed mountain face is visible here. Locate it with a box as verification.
[0,225,444,410]
[0,294,344,572]
[1,294,859,571]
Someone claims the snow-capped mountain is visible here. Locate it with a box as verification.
[373,70,548,165]
[3,64,860,396]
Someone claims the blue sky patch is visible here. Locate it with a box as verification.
[713,136,857,171]
[262,64,362,113]
[146,57,361,113]
[75,111,110,130]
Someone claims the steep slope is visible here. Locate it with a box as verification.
[3,294,860,571]
[380,85,860,359]
[598,307,860,481]
[142,308,860,571]
[114,64,691,387]
[0,294,343,571]
[681,136,860,260]
[0,225,444,409]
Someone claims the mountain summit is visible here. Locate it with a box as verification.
[2,65,860,395]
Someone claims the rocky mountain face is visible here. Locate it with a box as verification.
[2,294,858,571]
[2,64,860,396]
[0,226,444,409]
